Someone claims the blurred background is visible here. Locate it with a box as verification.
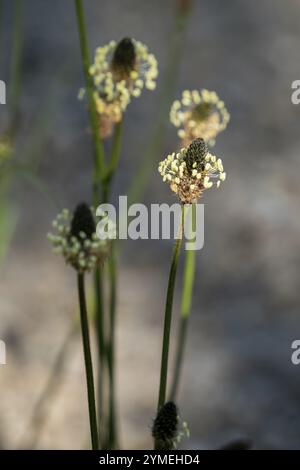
[0,0,300,449]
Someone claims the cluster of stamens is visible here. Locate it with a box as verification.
[170,89,230,146]
[158,138,226,203]
[47,204,113,273]
[88,37,158,137]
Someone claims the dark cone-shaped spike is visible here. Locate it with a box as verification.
[112,37,136,76]
[70,203,95,240]
[191,102,212,122]
[152,402,178,450]
[184,137,208,174]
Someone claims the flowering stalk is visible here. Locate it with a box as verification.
[102,123,122,449]
[48,204,112,448]
[157,207,184,410]
[158,137,226,409]
[170,203,196,401]
[74,0,107,445]
[77,272,99,450]
[88,33,157,445]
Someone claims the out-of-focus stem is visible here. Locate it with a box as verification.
[104,121,123,186]
[157,207,184,410]
[169,203,196,401]
[9,0,24,136]
[74,0,105,204]
[128,1,193,205]
[102,122,122,449]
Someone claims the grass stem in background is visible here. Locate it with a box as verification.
[9,0,24,136]
[128,1,192,205]
[74,0,105,204]
[107,244,117,448]
[104,121,123,188]
[77,273,99,450]
[170,203,196,401]
[157,206,184,410]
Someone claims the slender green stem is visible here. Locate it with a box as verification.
[157,207,184,410]
[74,0,105,204]
[169,203,196,400]
[101,121,123,449]
[107,244,117,448]
[105,121,123,184]
[77,273,99,450]
[9,0,24,136]
[94,267,105,442]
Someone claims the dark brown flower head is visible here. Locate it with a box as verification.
[191,102,212,122]
[152,401,178,450]
[111,37,136,78]
[48,206,113,273]
[159,138,226,203]
[70,203,96,241]
[184,137,208,174]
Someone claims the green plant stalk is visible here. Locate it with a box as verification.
[74,0,107,446]
[94,267,105,440]
[157,206,184,410]
[169,203,196,401]
[107,243,117,448]
[102,122,122,449]
[9,0,23,136]
[77,273,99,450]
[104,121,123,187]
[128,2,192,205]
[74,0,105,204]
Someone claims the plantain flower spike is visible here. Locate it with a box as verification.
[152,402,179,450]
[47,203,114,273]
[88,37,158,138]
[158,137,226,204]
[170,89,230,147]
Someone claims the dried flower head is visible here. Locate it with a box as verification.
[158,137,226,203]
[170,89,230,146]
[152,402,178,450]
[48,203,113,273]
[89,38,158,137]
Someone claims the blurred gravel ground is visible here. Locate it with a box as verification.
[0,0,300,449]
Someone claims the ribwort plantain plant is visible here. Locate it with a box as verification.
[168,91,230,401]
[48,203,112,449]
[157,138,226,411]
[75,0,158,449]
